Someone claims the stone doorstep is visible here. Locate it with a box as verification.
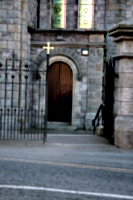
[47,122,77,131]
[47,122,93,134]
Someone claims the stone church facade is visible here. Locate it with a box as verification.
[0,0,133,148]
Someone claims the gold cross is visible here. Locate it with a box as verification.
[43,42,54,55]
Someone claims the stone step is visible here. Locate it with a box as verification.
[47,122,77,131]
[46,134,110,145]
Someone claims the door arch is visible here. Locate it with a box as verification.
[48,61,73,123]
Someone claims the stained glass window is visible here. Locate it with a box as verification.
[79,0,94,29]
[52,0,66,29]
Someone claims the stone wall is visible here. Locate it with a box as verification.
[0,0,22,61]
[109,21,133,149]
[1,0,133,61]
[0,0,36,64]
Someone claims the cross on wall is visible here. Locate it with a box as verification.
[43,42,54,55]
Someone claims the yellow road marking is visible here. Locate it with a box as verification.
[0,156,133,173]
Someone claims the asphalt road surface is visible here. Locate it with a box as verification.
[0,158,133,199]
[0,134,133,200]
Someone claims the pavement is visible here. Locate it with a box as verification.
[0,130,133,169]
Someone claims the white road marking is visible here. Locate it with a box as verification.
[0,185,133,199]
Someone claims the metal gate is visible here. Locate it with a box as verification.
[92,58,115,144]
[104,59,115,144]
[0,53,47,141]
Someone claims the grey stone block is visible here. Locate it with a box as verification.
[2,18,13,24]
[8,41,20,50]
[115,116,133,132]
[14,18,21,25]
[2,33,13,41]
[115,59,133,73]
[89,34,104,42]
[0,9,7,17]
[14,2,21,10]
[85,112,95,131]
[97,48,104,56]
[89,77,102,85]
[89,92,101,99]
[77,112,85,119]
[89,48,96,56]
[8,25,21,33]
[2,50,12,58]
[89,56,102,63]
[8,10,21,18]
[0,41,7,48]
[0,24,7,32]
[88,106,101,113]
[89,63,96,70]
[115,131,133,149]
[89,71,103,77]
[115,74,133,87]
[114,101,133,115]
[114,88,133,101]
[2,1,13,9]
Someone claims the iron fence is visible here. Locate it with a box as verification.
[0,53,47,141]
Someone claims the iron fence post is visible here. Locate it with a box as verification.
[44,54,49,142]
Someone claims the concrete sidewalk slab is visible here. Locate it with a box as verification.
[0,133,133,171]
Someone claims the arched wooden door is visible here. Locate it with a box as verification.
[48,62,73,123]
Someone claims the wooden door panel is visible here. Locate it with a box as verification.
[48,62,72,122]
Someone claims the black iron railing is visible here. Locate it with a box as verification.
[92,104,105,135]
[0,52,47,141]
[92,58,116,144]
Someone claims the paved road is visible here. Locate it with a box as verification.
[0,134,133,200]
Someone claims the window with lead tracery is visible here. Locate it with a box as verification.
[52,0,66,29]
[51,0,94,29]
[37,0,94,29]
[78,0,94,29]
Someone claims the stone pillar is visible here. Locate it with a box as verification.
[85,33,105,130]
[109,20,133,149]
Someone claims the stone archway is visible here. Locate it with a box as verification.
[33,47,84,81]
[33,47,84,127]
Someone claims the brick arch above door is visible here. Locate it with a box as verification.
[32,47,83,81]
